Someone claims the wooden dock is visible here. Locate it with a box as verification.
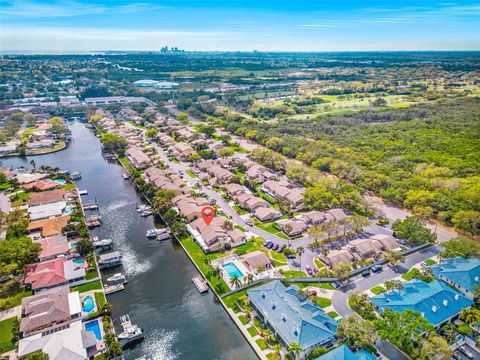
[104,283,125,295]
[192,275,208,293]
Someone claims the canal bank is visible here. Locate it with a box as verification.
[1,120,256,360]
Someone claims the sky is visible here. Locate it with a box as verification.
[1,0,480,52]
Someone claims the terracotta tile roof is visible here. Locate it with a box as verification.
[28,215,70,237]
[28,189,66,206]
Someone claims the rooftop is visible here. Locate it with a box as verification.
[431,257,480,293]
[315,345,376,360]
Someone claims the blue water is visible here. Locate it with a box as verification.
[85,319,102,340]
[73,258,84,265]
[54,179,66,184]
[64,205,75,215]
[82,295,95,313]
[222,262,244,279]
[70,242,77,249]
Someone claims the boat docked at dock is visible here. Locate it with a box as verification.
[86,215,102,228]
[107,272,127,284]
[78,190,88,196]
[140,209,153,217]
[136,204,152,213]
[117,314,144,347]
[93,238,113,251]
[70,171,81,180]
[122,173,129,180]
[98,251,122,269]
[146,228,170,238]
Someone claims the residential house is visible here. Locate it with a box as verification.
[370,279,473,328]
[125,146,151,169]
[222,183,245,197]
[172,142,196,161]
[36,235,71,261]
[24,257,86,292]
[253,207,282,222]
[248,281,337,358]
[277,219,308,237]
[261,180,305,210]
[28,215,70,237]
[20,286,81,337]
[241,251,272,273]
[324,249,356,267]
[368,234,400,251]
[208,165,236,184]
[28,201,67,221]
[431,257,480,300]
[23,180,61,192]
[172,195,208,222]
[315,345,376,360]
[346,239,382,260]
[18,320,98,359]
[236,193,268,211]
[245,164,276,184]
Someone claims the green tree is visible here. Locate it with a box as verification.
[153,189,176,214]
[440,323,458,344]
[0,236,40,274]
[441,237,480,259]
[374,309,434,355]
[23,351,49,360]
[101,133,127,155]
[177,112,189,124]
[337,315,376,351]
[452,210,480,235]
[384,250,405,268]
[413,334,452,360]
[218,147,234,158]
[392,216,436,245]
[230,274,242,289]
[75,238,94,256]
[145,128,158,139]
[460,308,480,325]
[332,262,350,282]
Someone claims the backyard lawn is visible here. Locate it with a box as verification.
[282,270,306,278]
[424,259,437,266]
[327,311,339,319]
[247,326,258,337]
[256,338,268,351]
[269,250,287,266]
[311,296,332,308]
[94,292,107,309]
[71,280,102,293]
[0,317,16,353]
[253,219,289,240]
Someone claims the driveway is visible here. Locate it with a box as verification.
[331,245,441,316]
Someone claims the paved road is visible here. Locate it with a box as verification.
[331,245,442,317]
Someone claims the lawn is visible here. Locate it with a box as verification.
[223,289,248,313]
[247,326,258,337]
[180,236,229,295]
[63,183,77,190]
[185,169,197,178]
[402,269,419,281]
[253,219,289,240]
[94,291,107,309]
[238,315,249,325]
[424,259,437,266]
[256,338,268,351]
[314,257,325,269]
[232,205,249,215]
[269,250,287,266]
[233,238,264,255]
[370,286,386,295]
[282,270,306,278]
[311,296,332,308]
[71,280,102,293]
[10,191,30,207]
[291,281,335,290]
[0,317,16,353]
[328,311,339,319]
[85,269,99,280]
[234,224,247,233]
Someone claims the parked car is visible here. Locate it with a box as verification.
[245,219,253,226]
[420,262,428,268]
[332,280,342,288]
[267,242,274,249]
[371,265,383,273]
[459,345,474,359]
[263,240,272,247]
[277,245,286,253]
[397,238,407,245]
[361,270,371,277]
[291,260,300,267]
[272,243,279,251]
[309,290,317,297]
[306,266,313,275]
[286,254,296,259]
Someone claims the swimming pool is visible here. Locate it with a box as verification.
[70,242,77,249]
[222,262,244,279]
[85,319,102,340]
[64,205,75,215]
[54,179,66,184]
[73,258,85,265]
[82,295,95,313]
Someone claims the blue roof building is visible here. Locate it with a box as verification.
[248,280,337,357]
[315,345,376,360]
[370,279,473,328]
[431,257,480,300]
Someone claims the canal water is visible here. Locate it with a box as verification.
[1,120,256,360]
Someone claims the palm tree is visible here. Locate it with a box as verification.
[247,273,254,285]
[273,344,282,359]
[230,274,242,289]
[384,280,396,293]
[29,159,36,171]
[460,308,480,325]
[384,250,405,269]
[288,341,303,359]
[321,247,329,258]
[203,258,211,267]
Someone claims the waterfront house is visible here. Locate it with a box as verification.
[28,201,67,221]
[188,216,246,252]
[15,172,50,184]
[18,320,98,359]
[24,257,86,293]
[125,146,151,169]
[248,280,337,358]
[370,279,473,328]
[28,215,70,237]
[431,257,480,300]
[315,345,376,360]
[98,251,122,269]
[23,180,61,192]
[253,207,282,222]
[35,235,71,261]
[172,195,208,222]
[20,286,81,337]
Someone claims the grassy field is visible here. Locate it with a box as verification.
[311,296,332,308]
[424,259,437,266]
[185,169,197,178]
[370,286,386,295]
[94,292,107,309]
[71,280,102,293]
[253,219,289,240]
[282,270,306,278]
[0,317,16,353]
[247,326,258,337]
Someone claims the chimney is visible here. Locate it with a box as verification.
[443,299,448,307]
[432,305,437,312]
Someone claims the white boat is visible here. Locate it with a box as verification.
[106,273,127,284]
[93,238,113,248]
[140,210,153,217]
[71,171,81,180]
[146,228,169,238]
[118,314,144,347]
[78,190,88,195]
[136,204,151,213]
[157,232,171,241]
[122,173,129,180]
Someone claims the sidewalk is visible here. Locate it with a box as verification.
[0,305,21,321]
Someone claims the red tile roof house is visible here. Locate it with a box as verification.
[125,146,151,169]
[23,180,61,192]
[20,286,82,337]
[35,235,72,261]
[27,189,66,207]
[24,257,86,293]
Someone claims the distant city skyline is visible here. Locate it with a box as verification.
[1,0,480,52]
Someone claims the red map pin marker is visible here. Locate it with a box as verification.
[201,206,215,225]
